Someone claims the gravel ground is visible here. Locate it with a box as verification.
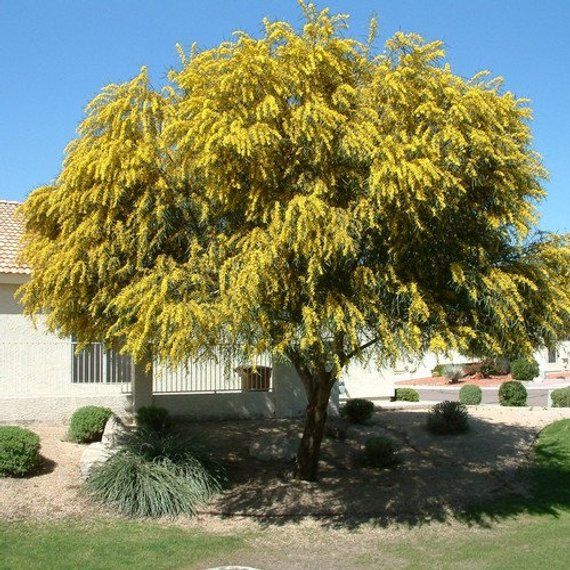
[1,406,569,525]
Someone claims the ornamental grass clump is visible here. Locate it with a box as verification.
[84,428,223,518]
[135,406,172,433]
[0,426,41,477]
[427,401,469,435]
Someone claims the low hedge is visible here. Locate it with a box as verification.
[0,426,41,476]
[551,387,570,408]
[343,399,374,424]
[394,388,419,402]
[68,406,113,443]
[459,384,482,405]
[499,381,527,407]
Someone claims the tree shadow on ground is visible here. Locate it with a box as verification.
[181,412,570,530]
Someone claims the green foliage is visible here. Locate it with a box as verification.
[68,406,113,443]
[135,406,172,433]
[363,436,400,468]
[343,398,374,424]
[443,364,463,384]
[427,401,469,435]
[84,429,223,517]
[499,381,528,407]
[510,358,540,382]
[394,388,420,402]
[459,384,483,405]
[551,387,570,408]
[0,426,40,477]
[431,364,445,377]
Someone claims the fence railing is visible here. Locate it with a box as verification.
[153,348,273,394]
[71,342,133,384]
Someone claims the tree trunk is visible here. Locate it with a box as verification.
[295,374,334,481]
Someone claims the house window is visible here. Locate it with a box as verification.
[548,347,557,364]
[71,342,132,383]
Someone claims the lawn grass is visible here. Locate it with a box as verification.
[0,519,244,570]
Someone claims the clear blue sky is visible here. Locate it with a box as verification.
[1,0,568,232]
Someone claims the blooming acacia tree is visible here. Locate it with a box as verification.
[21,3,569,480]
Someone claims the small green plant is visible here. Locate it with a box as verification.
[363,436,400,468]
[343,398,374,424]
[84,430,222,517]
[459,384,482,405]
[510,358,539,382]
[68,406,113,443]
[394,388,419,402]
[427,401,469,435]
[136,406,172,433]
[443,364,463,384]
[499,381,527,407]
[551,387,570,408]
[0,426,41,476]
[431,364,445,377]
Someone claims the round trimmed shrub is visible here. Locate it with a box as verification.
[459,384,482,405]
[0,426,41,476]
[68,406,113,443]
[394,388,419,402]
[510,358,539,382]
[551,387,570,408]
[499,381,527,407]
[135,406,172,433]
[427,401,469,435]
[343,398,374,424]
[363,436,400,468]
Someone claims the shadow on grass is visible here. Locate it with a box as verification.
[182,414,570,530]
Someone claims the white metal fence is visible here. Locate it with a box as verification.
[153,348,273,394]
[71,342,133,384]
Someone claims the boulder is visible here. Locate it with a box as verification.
[101,415,129,447]
[79,442,118,480]
[249,432,301,461]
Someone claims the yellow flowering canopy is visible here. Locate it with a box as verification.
[21,4,569,378]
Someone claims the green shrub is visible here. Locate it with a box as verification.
[459,384,482,405]
[510,358,539,382]
[499,381,527,407]
[431,364,445,377]
[343,398,374,424]
[0,426,41,476]
[135,406,172,433]
[551,387,570,408]
[68,406,113,443]
[443,364,463,384]
[394,388,419,402]
[363,436,400,468]
[84,430,222,517]
[427,401,469,435]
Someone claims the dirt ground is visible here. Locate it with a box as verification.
[2,406,570,528]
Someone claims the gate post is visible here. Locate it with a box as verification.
[132,358,153,411]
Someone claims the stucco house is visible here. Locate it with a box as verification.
[0,199,312,423]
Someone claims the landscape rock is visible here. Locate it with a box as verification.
[101,414,129,447]
[249,432,301,461]
[79,442,118,480]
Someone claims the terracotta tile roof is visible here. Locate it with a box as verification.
[0,200,30,274]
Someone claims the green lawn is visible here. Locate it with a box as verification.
[0,519,244,570]
[1,420,569,569]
